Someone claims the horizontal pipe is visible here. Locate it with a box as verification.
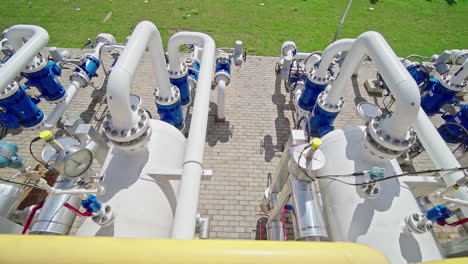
[0,25,49,91]
[171,32,215,239]
[0,235,391,264]
[314,39,354,79]
[44,81,80,128]
[107,21,171,131]
[326,32,420,139]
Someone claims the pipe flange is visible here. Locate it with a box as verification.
[0,81,19,100]
[184,57,196,68]
[440,75,465,92]
[96,33,116,45]
[22,56,46,74]
[308,71,331,85]
[316,91,343,113]
[367,115,415,154]
[110,125,152,152]
[26,113,47,131]
[154,85,181,106]
[69,72,89,88]
[281,41,297,57]
[358,182,381,199]
[188,76,198,90]
[103,107,150,143]
[405,213,433,234]
[168,62,188,79]
[214,71,230,86]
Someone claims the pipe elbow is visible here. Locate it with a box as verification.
[315,38,354,79]
[107,68,135,130]
[7,25,49,50]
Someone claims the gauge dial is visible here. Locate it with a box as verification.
[55,146,93,178]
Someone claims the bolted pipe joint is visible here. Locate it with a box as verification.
[155,85,184,130]
[298,75,329,112]
[23,57,66,103]
[185,57,200,90]
[281,41,297,58]
[309,91,343,137]
[103,105,151,152]
[169,62,191,106]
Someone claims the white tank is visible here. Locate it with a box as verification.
[317,126,443,264]
[76,120,186,238]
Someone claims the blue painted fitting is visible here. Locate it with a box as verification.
[78,55,100,80]
[170,75,190,106]
[23,62,66,101]
[188,59,200,81]
[81,195,102,213]
[421,78,458,116]
[0,86,44,129]
[407,64,430,88]
[309,105,339,137]
[156,101,184,129]
[438,105,468,144]
[298,78,327,111]
[0,142,24,169]
[426,205,452,223]
[216,57,231,76]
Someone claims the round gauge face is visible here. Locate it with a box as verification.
[63,148,93,178]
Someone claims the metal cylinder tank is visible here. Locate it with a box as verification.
[75,119,186,238]
[316,126,443,264]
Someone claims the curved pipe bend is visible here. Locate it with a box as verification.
[107,21,171,131]
[326,31,420,139]
[0,25,49,91]
[314,39,355,79]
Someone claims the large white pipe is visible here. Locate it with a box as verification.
[326,32,420,139]
[170,32,216,239]
[44,81,79,128]
[216,80,226,120]
[413,108,468,216]
[106,21,171,131]
[0,25,48,91]
[314,39,354,79]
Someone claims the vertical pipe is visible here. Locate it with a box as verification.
[171,33,216,239]
[216,80,226,120]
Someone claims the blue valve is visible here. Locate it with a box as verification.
[81,195,102,213]
[426,205,452,223]
[23,61,66,102]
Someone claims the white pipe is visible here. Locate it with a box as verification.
[326,32,420,139]
[413,109,468,216]
[44,81,80,128]
[0,25,48,91]
[107,21,171,131]
[450,59,468,85]
[171,32,215,239]
[314,39,354,79]
[216,80,226,120]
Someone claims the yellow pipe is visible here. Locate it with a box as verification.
[0,235,389,264]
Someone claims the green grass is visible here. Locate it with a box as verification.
[0,0,466,56]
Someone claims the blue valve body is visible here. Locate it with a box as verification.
[0,86,44,129]
[23,62,66,101]
[216,58,231,75]
[0,142,24,169]
[427,205,452,223]
[298,79,327,112]
[188,59,201,81]
[78,55,100,80]
[309,105,338,137]
[170,75,190,106]
[421,78,458,116]
[438,105,468,144]
[81,195,102,213]
[156,101,184,130]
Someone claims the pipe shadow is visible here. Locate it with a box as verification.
[80,85,107,124]
[399,232,422,263]
[262,72,292,161]
[351,75,368,106]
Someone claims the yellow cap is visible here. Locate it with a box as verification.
[310,138,322,150]
[39,130,53,141]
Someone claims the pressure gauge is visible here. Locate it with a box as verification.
[54,145,93,178]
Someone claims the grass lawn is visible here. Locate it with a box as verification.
[0,0,466,57]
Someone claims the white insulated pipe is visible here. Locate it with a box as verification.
[0,25,49,91]
[413,109,468,217]
[450,59,468,85]
[326,32,420,139]
[44,81,79,128]
[216,80,226,120]
[106,21,171,131]
[314,39,354,79]
[170,32,216,239]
